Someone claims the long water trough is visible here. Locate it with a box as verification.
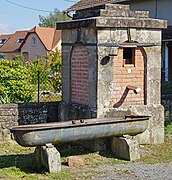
[10,116,149,147]
[10,115,150,172]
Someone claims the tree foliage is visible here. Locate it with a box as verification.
[39,8,70,28]
[13,55,24,64]
[0,59,36,104]
[45,51,62,93]
[0,51,62,104]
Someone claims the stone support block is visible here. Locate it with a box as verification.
[111,136,140,161]
[34,144,61,173]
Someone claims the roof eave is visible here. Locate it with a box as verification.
[66,0,130,12]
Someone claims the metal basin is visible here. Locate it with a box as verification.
[10,116,150,147]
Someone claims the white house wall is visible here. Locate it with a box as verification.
[125,0,172,25]
[21,33,48,61]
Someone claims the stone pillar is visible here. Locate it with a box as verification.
[57,3,167,144]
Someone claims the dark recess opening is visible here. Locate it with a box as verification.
[123,47,135,65]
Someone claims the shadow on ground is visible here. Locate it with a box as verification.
[0,153,46,173]
[0,141,119,173]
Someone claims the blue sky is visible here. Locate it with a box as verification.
[0,0,77,34]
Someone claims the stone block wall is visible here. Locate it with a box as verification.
[0,102,59,141]
[0,104,18,141]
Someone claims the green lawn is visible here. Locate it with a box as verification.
[0,131,172,179]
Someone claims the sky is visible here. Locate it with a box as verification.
[0,0,77,34]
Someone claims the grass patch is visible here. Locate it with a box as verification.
[165,123,172,136]
[0,141,71,179]
[0,141,125,179]
[140,137,172,164]
[0,138,172,179]
[56,142,125,167]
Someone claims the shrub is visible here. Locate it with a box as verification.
[12,55,24,64]
[0,59,36,103]
[45,51,62,93]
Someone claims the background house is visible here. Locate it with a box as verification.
[0,30,28,60]
[0,26,61,61]
[21,26,61,61]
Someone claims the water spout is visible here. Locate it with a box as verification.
[127,85,141,94]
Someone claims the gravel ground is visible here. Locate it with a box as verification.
[91,162,172,180]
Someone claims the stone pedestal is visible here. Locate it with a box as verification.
[34,143,61,173]
[111,136,140,161]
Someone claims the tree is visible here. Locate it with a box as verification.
[45,51,62,93]
[39,8,70,28]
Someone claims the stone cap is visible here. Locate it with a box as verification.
[57,4,167,30]
[57,17,167,30]
[73,4,149,20]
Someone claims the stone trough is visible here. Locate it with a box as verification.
[10,115,149,172]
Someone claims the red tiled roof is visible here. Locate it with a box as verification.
[0,30,28,52]
[30,26,61,51]
[67,0,129,12]
[0,27,61,53]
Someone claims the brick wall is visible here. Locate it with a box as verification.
[71,46,89,105]
[113,47,145,107]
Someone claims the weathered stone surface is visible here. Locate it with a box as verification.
[67,156,85,167]
[111,136,140,161]
[96,17,167,29]
[104,105,164,144]
[57,17,166,30]
[60,3,165,29]
[58,102,95,121]
[35,144,61,173]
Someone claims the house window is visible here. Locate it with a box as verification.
[123,47,135,66]
[36,54,41,59]
[32,37,36,45]
[0,39,6,44]
[16,38,24,43]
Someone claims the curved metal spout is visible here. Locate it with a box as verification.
[127,85,141,94]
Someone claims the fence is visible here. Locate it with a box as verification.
[37,70,62,102]
[0,59,62,104]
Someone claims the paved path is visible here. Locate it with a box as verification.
[91,162,172,180]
